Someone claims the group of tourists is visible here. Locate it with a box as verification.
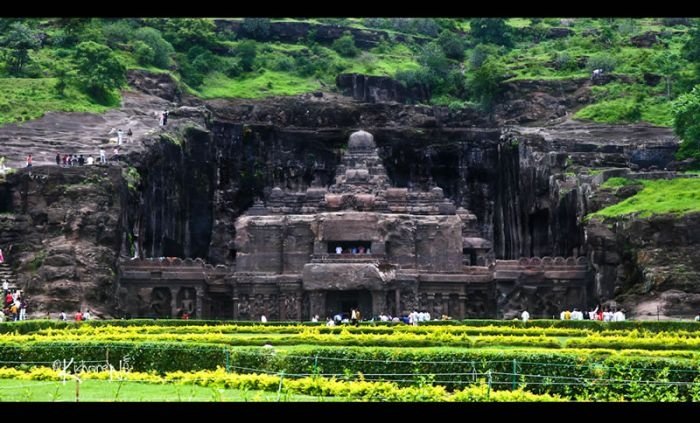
[2,282,26,322]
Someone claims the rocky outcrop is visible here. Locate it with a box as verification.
[630,31,661,48]
[494,78,592,125]
[126,69,182,103]
[0,166,125,318]
[336,73,430,104]
[587,212,700,318]
[213,20,430,48]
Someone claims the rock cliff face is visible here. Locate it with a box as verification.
[0,68,690,318]
[0,166,125,318]
[585,176,700,319]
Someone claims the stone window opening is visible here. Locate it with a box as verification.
[328,241,372,255]
[463,248,477,266]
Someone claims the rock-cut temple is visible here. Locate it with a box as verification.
[119,130,588,320]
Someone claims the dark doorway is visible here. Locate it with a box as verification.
[325,290,372,320]
[208,293,234,319]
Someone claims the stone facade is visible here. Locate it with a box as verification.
[119,131,588,320]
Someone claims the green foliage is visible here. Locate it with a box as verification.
[469,43,502,69]
[575,97,643,123]
[673,85,700,160]
[601,177,638,189]
[132,41,155,67]
[587,53,617,72]
[123,166,141,192]
[152,18,217,51]
[101,20,136,48]
[240,18,271,41]
[590,178,700,218]
[0,77,110,125]
[469,57,506,109]
[331,32,359,58]
[236,40,257,72]
[71,41,126,103]
[1,22,40,75]
[437,30,466,61]
[133,27,174,69]
[469,18,512,47]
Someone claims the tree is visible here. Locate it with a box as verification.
[470,18,512,47]
[240,18,271,40]
[236,40,257,72]
[159,18,217,51]
[672,86,700,160]
[72,41,126,102]
[1,22,40,75]
[332,32,359,58]
[133,27,174,69]
[437,30,466,61]
[469,57,506,109]
[652,52,682,99]
[682,21,700,82]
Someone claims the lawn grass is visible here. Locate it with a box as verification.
[0,378,337,402]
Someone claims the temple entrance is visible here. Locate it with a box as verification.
[325,290,372,320]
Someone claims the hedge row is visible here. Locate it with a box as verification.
[0,367,564,402]
[4,318,700,335]
[1,342,699,400]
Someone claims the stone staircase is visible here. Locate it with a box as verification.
[0,263,18,292]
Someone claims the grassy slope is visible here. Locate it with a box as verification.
[0,78,111,126]
[591,178,700,218]
[0,18,694,127]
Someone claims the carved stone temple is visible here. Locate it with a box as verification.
[119,131,589,320]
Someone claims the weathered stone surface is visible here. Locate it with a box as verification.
[0,166,124,318]
[336,73,430,104]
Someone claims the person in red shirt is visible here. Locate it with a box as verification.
[75,311,83,321]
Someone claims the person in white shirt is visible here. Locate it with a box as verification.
[521,310,530,323]
[260,315,267,323]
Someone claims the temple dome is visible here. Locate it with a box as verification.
[348,130,375,150]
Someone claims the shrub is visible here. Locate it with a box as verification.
[332,32,359,58]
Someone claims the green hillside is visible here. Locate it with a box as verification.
[1,17,699,132]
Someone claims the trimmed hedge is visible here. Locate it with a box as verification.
[0,341,699,400]
[4,318,699,335]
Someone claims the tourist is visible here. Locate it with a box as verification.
[25,153,32,168]
[59,311,67,321]
[260,314,267,323]
[83,309,91,321]
[521,309,530,323]
[0,248,4,264]
[117,129,124,145]
[335,246,342,254]
[99,148,106,164]
[55,153,61,166]
[695,313,700,322]
[87,155,94,165]
[127,128,133,143]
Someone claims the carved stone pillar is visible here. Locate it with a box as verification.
[195,287,204,319]
[309,291,325,319]
[232,295,239,320]
[394,289,401,316]
[458,294,467,319]
[371,290,387,317]
[169,287,178,318]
